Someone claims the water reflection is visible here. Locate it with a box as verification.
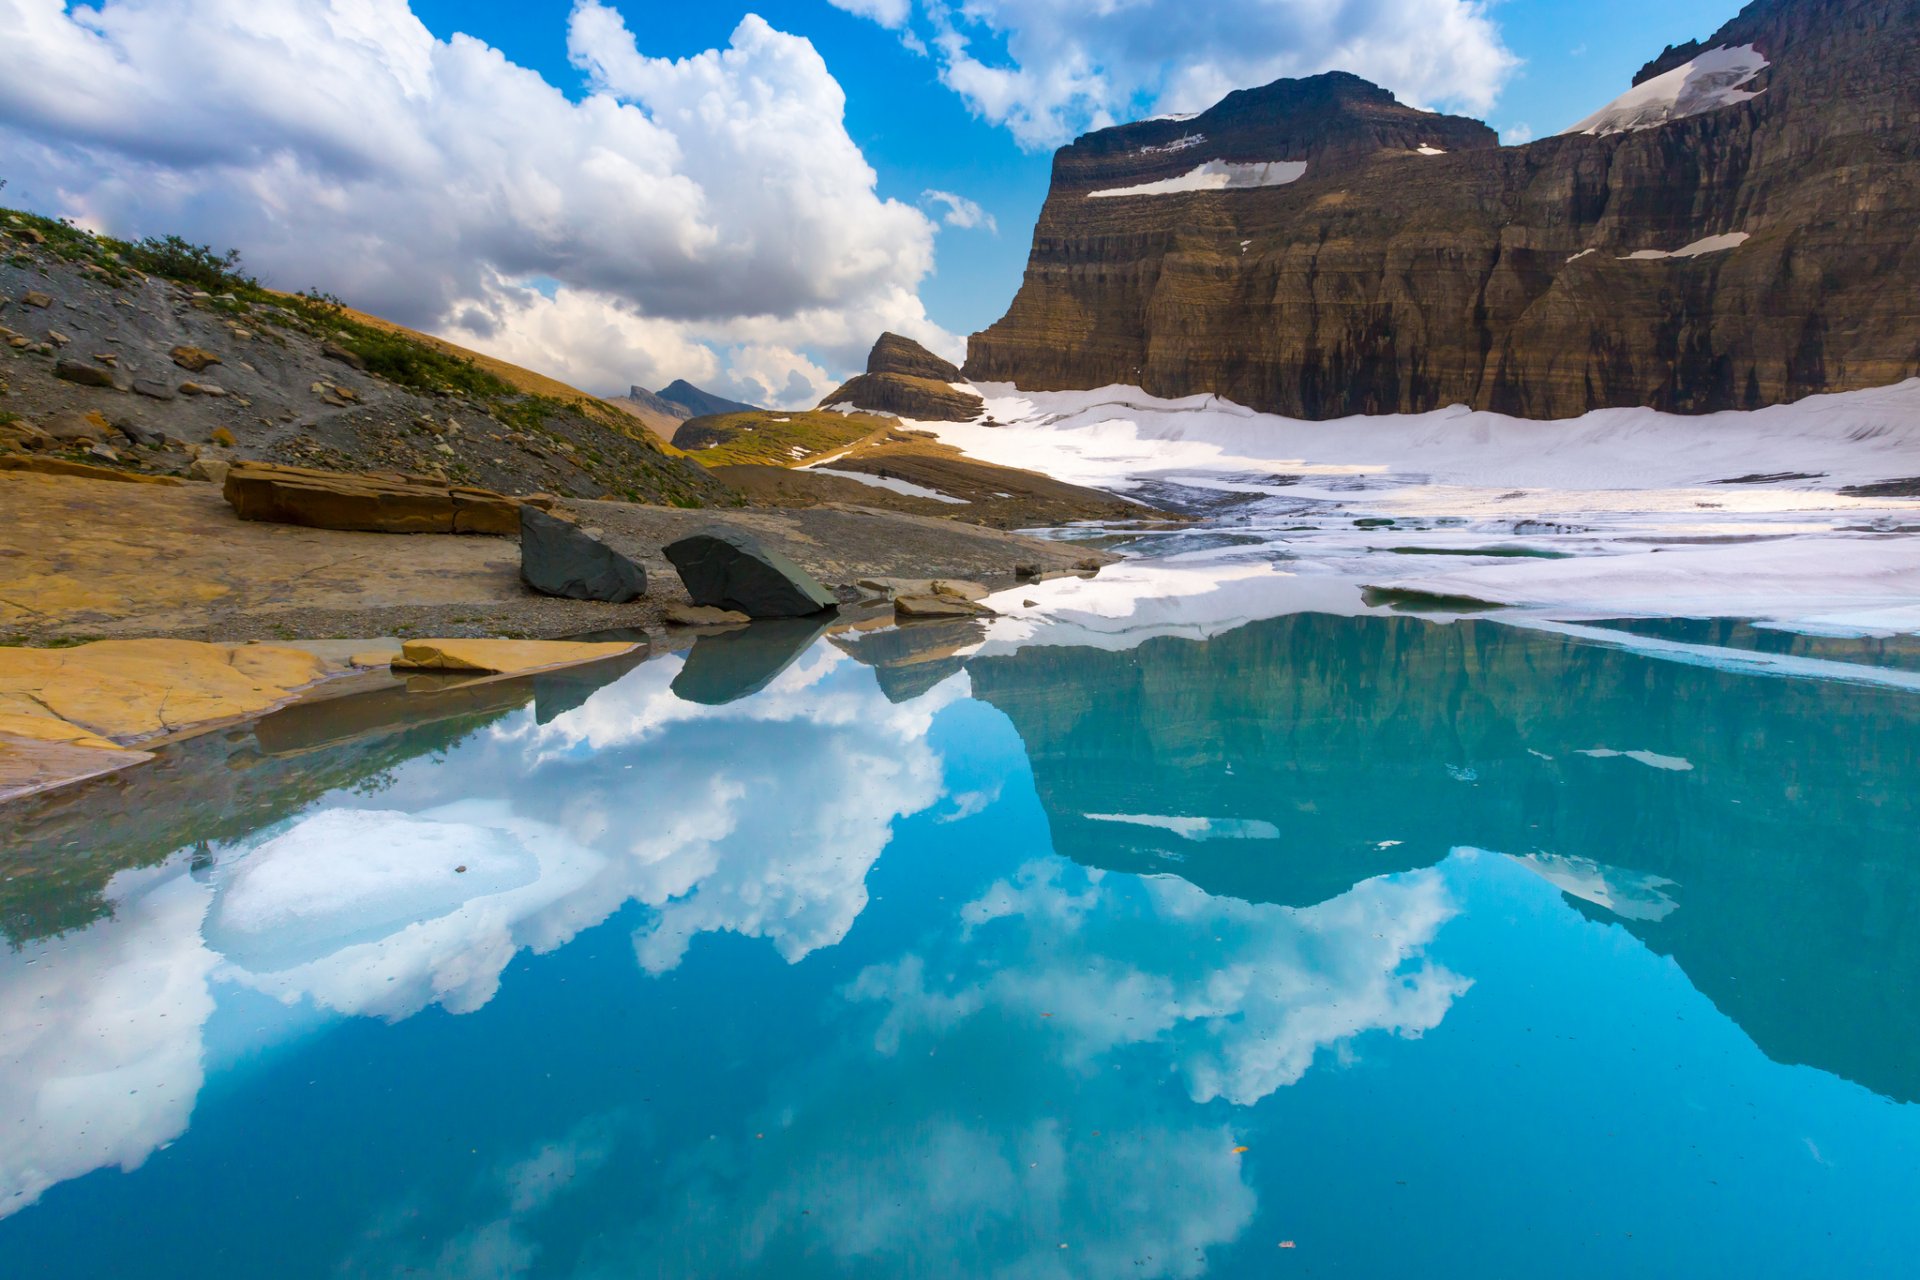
[0,607,1915,1272]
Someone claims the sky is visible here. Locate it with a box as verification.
[0,0,1745,407]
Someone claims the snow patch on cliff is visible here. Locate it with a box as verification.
[1620,233,1750,260]
[1090,160,1307,199]
[1567,45,1769,136]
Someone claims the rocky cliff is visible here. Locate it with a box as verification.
[823,332,985,421]
[967,0,1920,419]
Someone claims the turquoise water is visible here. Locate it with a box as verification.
[2,612,1918,1277]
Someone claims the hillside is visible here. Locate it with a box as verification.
[0,209,730,507]
[967,0,1920,419]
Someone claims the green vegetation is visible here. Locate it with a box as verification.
[674,409,888,469]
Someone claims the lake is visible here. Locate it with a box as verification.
[2,605,1917,1277]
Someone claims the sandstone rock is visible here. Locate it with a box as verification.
[663,526,838,618]
[518,505,648,602]
[222,461,549,534]
[169,345,221,372]
[53,359,117,388]
[665,604,752,627]
[46,330,70,347]
[391,638,636,675]
[895,594,994,619]
[967,0,1920,419]
[187,457,230,485]
[180,382,228,397]
[43,409,115,443]
[857,577,990,601]
[0,419,51,452]
[21,291,51,309]
[0,455,183,484]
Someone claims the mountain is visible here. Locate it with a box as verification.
[966,0,1920,420]
[819,332,984,421]
[655,380,760,419]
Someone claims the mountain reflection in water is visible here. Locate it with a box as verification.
[0,609,1915,1277]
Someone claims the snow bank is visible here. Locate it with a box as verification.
[812,467,969,504]
[1567,45,1769,136]
[1090,160,1307,199]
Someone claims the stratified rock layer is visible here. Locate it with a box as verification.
[223,462,551,534]
[824,333,984,422]
[967,0,1920,419]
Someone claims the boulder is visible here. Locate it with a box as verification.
[131,378,177,400]
[0,418,51,452]
[663,526,837,618]
[322,340,368,370]
[53,359,118,389]
[21,291,51,309]
[518,505,647,603]
[223,461,550,534]
[170,346,221,372]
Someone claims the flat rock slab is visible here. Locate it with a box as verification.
[858,577,990,601]
[663,526,838,618]
[0,454,183,485]
[391,638,637,676]
[0,638,333,749]
[520,505,647,602]
[224,461,550,535]
[895,594,994,619]
[665,604,752,627]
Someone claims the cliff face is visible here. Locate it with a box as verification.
[966,0,1920,420]
[822,332,985,421]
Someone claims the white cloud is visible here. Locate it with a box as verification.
[840,0,1519,150]
[922,188,998,234]
[0,0,956,405]
[826,0,912,28]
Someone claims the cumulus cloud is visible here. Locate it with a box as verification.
[0,0,958,405]
[838,0,1519,149]
[922,188,998,233]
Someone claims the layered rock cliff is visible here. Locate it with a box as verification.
[823,333,985,421]
[967,0,1920,419]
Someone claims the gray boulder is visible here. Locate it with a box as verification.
[663,526,837,618]
[519,505,647,603]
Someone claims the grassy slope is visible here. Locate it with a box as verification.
[672,409,894,468]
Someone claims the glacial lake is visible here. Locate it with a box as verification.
[3,607,1918,1277]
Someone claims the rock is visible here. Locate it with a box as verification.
[46,330,70,347]
[131,378,177,400]
[664,604,752,627]
[86,443,120,463]
[169,345,221,372]
[180,382,228,397]
[663,526,838,618]
[0,454,183,484]
[187,457,231,485]
[21,292,51,309]
[857,577,990,601]
[518,505,648,603]
[117,421,168,448]
[322,340,368,370]
[895,594,994,619]
[1014,563,1041,579]
[0,418,51,452]
[968,4,1920,419]
[816,332,985,421]
[391,638,636,675]
[42,409,116,443]
[222,461,550,534]
[53,359,118,388]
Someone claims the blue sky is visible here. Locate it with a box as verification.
[1,0,1747,404]
[409,0,1746,339]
